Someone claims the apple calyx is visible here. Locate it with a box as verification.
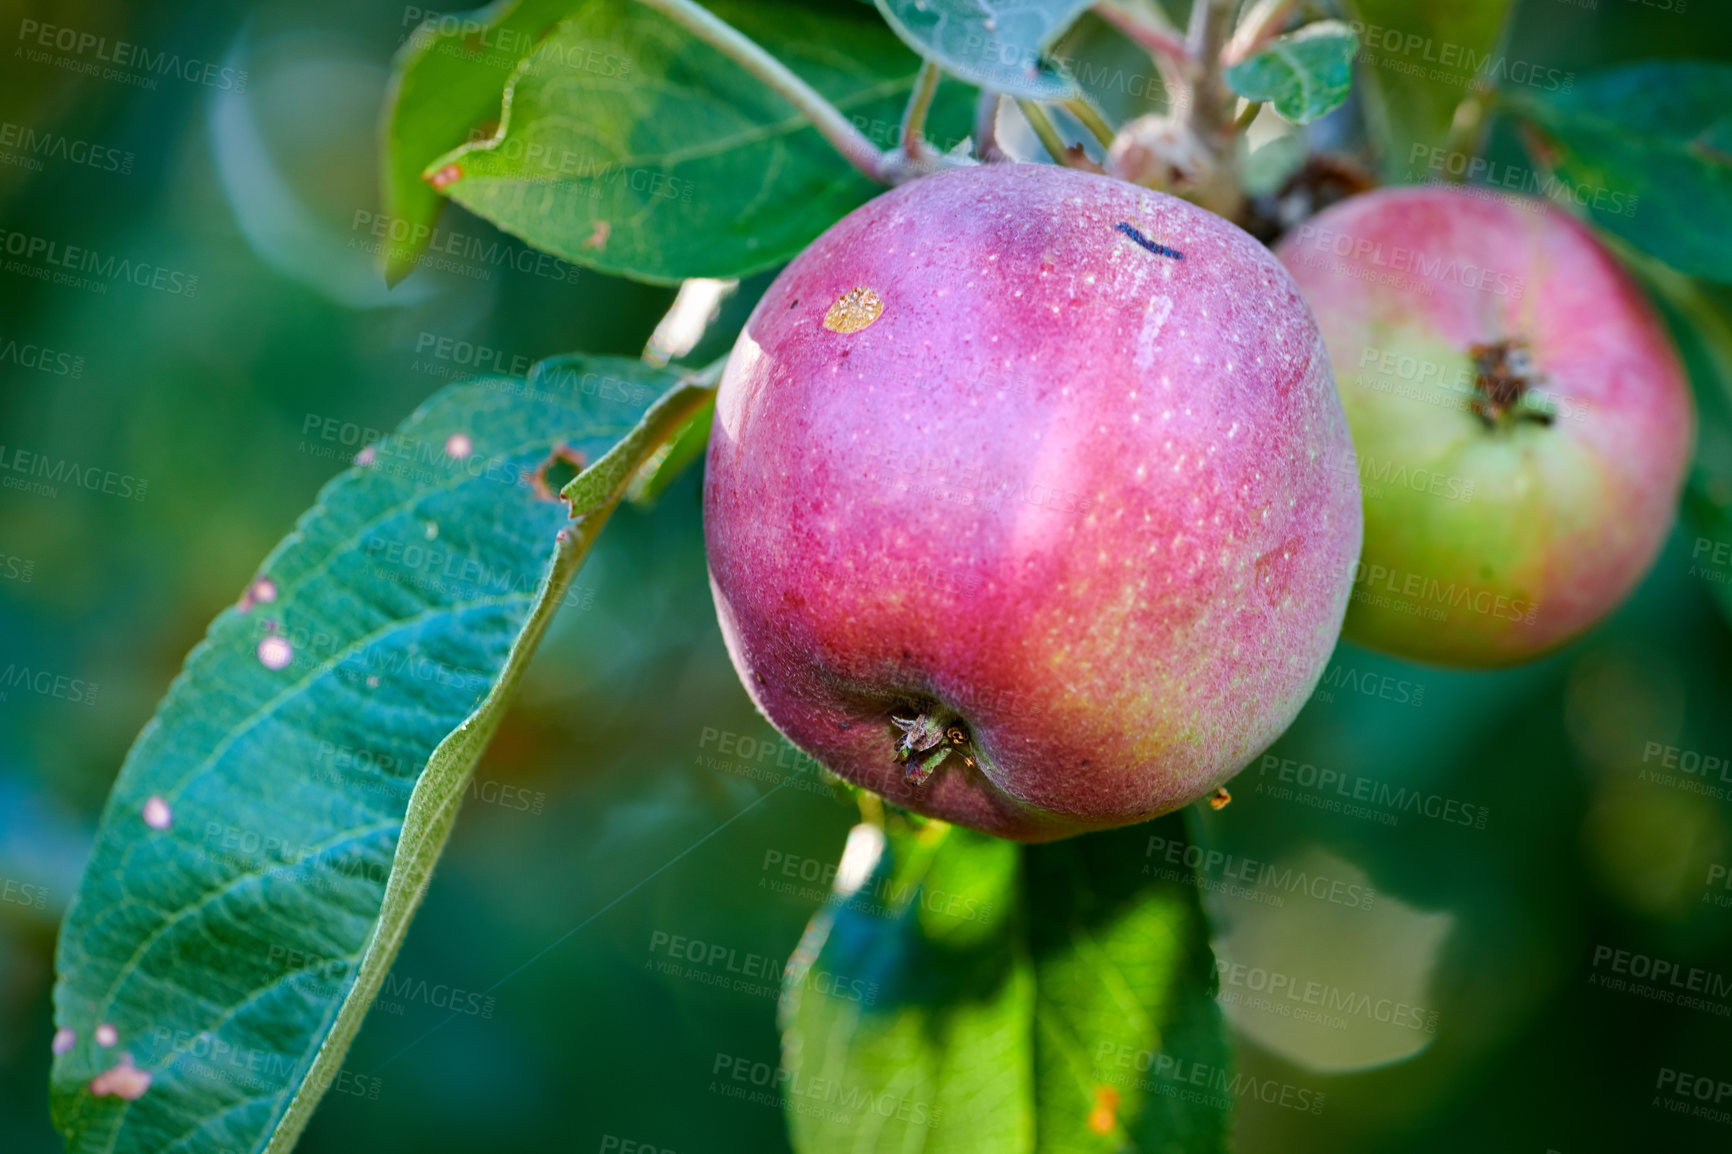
[889,706,980,786]
[1469,338,1558,430]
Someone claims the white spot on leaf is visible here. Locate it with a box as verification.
[258,635,292,671]
[142,796,172,830]
[88,1054,151,1100]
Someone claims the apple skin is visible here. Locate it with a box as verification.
[1276,187,1693,667]
[703,163,1360,842]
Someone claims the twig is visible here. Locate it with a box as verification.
[901,59,942,163]
[633,0,888,182]
[1224,0,1301,66]
[1233,99,1262,134]
[1063,97,1116,148]
[1187,0,1236,141]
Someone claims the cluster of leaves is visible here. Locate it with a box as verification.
[46,1,1732,1152]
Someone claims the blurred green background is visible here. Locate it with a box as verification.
[5,0,1732,1150]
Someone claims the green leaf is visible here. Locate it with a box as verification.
[1501,61,1732,284]
[380,0,575,286]
[871,0,1092,99]
[1025,821,1232,1154]
[1341,0,1514,178]
[780,815,1230,1153]
[425,0,974,284]
[49,357,709,1154]
[780,821,1034,1151]
[1226,22,1358,125]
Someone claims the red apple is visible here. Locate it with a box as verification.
[1276,187,1693,667]
[704,163,1360,841]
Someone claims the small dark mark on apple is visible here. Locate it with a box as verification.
[789,298,799,309]
[1115,222,1184,261]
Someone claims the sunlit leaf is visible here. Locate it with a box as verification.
[426,0,974,284]
[780,815,1230,1153]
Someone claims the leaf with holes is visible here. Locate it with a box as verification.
[380,0,576,286]
[1342,0,1514,179]
[1227,21,1358,125]
[779,814,1229,1153]
[49,356,709,1154]
[872,0,1092,99]
[1502,61,1732,284]
[425,0,975,284]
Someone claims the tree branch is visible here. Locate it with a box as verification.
[1187,0,1236,142]
[1224,0,1301,66]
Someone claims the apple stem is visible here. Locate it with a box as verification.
[1016,100,1104,172]
[1064,97,1118,149]
[1443,84,1498,178]
[1016,99,1069,165]
[901,60,942,164]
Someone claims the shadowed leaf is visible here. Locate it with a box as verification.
[49,357,709,1153]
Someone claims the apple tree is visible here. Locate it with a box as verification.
[45,1,1732,1151]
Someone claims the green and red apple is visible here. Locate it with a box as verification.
[1277,187,1694,667]
[703,164,1361,841]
